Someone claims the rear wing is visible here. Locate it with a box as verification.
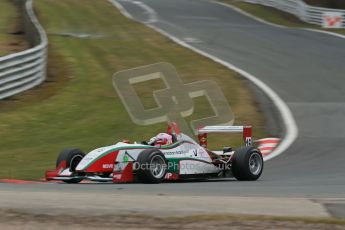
[197,126,252,148]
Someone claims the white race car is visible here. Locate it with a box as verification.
[45,122,263,183]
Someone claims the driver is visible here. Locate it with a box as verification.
[147,133,173,146]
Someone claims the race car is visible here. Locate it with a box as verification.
[45,122,264,183]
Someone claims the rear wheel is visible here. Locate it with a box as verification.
[136,149,168,184]
[232,147,263,181]
[56,148,85,183]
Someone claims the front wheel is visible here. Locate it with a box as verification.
[56,148,85,183]
[232,147,263,181]
[136,149,168,184]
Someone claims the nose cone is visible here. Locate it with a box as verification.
[76,145,122,172]
[76,146,111,171]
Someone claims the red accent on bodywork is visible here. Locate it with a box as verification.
[112,162,134,183]
[243,126,252,146]
[167,122,181,135]
[45,160,67,180]
[84,151,119,173]
[198,133,208,148]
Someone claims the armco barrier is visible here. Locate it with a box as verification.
[241,0,345,28]
[0,0,47,100]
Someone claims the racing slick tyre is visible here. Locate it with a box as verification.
[232,147,263,181]
[136,149,168,184]
[56,148,85,184]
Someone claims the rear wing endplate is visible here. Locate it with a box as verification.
[197,126,252,148]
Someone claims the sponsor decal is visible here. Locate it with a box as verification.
[122,150,135,162]
[165,172,179,180]
[123,151,129,162]
[245,137,252,146]
[323,12,343,28]
[193,149,198,156]
[102,164,114,169]
[163,150,186,155]
[198,148,207,157]
[114,163,125,172]
[113,174,122,179]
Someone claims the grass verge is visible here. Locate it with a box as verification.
[220,1,345,36]
[169,214,345,225]
[0,0,28,56]
[0,0,267,179]
[1,211,345,229]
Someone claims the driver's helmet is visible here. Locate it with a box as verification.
[148,133,173,146]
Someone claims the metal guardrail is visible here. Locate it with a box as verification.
[241,0,345,28]
[0,0,47,100]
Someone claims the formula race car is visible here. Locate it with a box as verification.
[45,122,264,183]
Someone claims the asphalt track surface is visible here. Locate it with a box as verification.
[107,0,345,196]
[1,0,345,218]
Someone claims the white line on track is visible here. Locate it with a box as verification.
[214,1,286,29]
[109,0,134,19]
[132,0,158,24]
[108,0,299,161]
[118,0,157,24]
[304,28,345,39]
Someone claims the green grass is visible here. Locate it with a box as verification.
[221,1,345,35]
[0,0,28,56]
[0,0,267,179]
[2,211,345,228]
[168,214,345,225]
